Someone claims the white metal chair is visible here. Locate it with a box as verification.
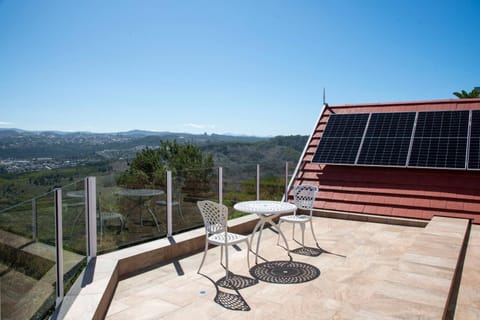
[98,192,125,233]
[278,184,319,248]
[97,211,125,233]
[197,200,250,279]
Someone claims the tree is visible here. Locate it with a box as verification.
[118,140,214,191]
[453,88,480,99]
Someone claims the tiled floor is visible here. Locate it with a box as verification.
[454,224,480,319]
[108,216,475,319]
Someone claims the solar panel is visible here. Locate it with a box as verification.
[312,109,478,170]
[311,113,369,164]
[468,110,480,169]
[408,110,469,169]
[357,112,416,166]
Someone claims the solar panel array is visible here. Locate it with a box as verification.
[312,109,480,170]
[469,110,480,169]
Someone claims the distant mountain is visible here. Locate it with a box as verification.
[116,130,171,137]
[202,135,308,168]
[0,128,26,137]
[0,128,270,160]
[0,128,309,176]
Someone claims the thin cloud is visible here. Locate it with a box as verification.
[0,121,13,126]
[184,123,215,130]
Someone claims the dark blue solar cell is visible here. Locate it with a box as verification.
[312,113,369,164]
[468,110,480,169]
[408,110,469,169]
[357,112,415,166]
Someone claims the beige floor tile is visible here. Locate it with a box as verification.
[103,216,478,320]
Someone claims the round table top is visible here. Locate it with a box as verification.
[116,189,164,197]
[234,200,296,215]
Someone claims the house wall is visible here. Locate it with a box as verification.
[292,99,480,223]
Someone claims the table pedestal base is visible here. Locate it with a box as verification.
[250,214,292,264]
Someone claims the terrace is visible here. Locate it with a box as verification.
[58,207,480,319]
[2,98,480,319]
[1,163,479,320]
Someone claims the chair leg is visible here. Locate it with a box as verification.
[277,220,283,245]
[197,239,209,274]
[246,240,250,268]
[300,223,306,247]
[225,245,229,280]
[220,245,224,266]
[310,219,319,247]
[178,204,185,222]
[119,217,125,232]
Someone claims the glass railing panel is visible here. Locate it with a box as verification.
[97,172,127,253]
[0,190,57,319]
[62,180,86,255]
[61,180,87,304]
[287,160,297,179]
[34,190,58,319]
[96,172,167,253]
[0,198,35,320]
[170,167,218,234]
[259,161,288,201]
[286,160,297,199]
[0,199,34,239]
[222,163,258,207]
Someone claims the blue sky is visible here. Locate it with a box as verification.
[1,1,479,136]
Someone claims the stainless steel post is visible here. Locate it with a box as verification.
[219,167,223,206]
[256,164,260,200]
[167,171,173,237]
[284,161,289,202]
[86,177,97,260]
[54,188,64,308]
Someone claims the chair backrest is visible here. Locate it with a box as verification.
[197,200,228,235]
[293,185,318,212]
[172,177,185,200]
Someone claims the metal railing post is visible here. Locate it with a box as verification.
[32,198,38,241]
[166,171,173,237]
[256,164,260,200]
[219,167,223,206]
[85,177,97,260]
[54,188,64,308]
[283,161,289,202]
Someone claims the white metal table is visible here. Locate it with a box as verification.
[116,189,164,232]
[234,200,297,263]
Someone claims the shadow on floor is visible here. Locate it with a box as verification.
[249,260,320,284]
[290,243,347,258]
[199,271,258,311]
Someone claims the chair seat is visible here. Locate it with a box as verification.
[98,211,124,221]
[208,232,249,246]
[280,214,311,223]
[156,200,180,206]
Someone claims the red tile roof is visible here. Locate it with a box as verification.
[291,98,480,223]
